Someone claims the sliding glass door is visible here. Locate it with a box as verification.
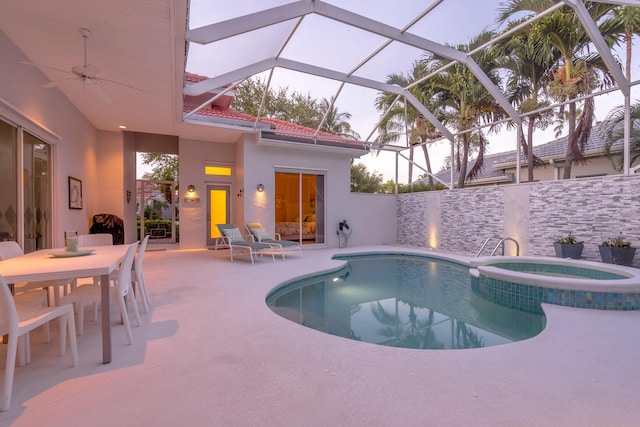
[275,171,324,245]
[0,119,52,252]
[23,133,51,252]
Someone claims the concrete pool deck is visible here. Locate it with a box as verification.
[1,245,639,426]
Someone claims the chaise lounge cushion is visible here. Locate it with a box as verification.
[223,228,244,243]
[252,228,271,241]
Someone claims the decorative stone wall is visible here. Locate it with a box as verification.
[397,174,640,268]
[440,186,504,256]
[396,192,428,247]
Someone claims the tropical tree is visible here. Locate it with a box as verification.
[375,60,441,189]
[350,163,384,193]
[232,78,321,128]
[495,17,557,181]
[609,5,640,81]
[419,30,507,188]
[140,153,178,204]
[497,0,619,179]
[601,100,640,170]
[232,78,360,135]
[318,97,361,140]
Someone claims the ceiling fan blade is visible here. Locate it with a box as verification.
[20,60,72,75]
[87,79,113,103]
[23,28,137,102]
[96,77,143,92]
[41,77,78,88]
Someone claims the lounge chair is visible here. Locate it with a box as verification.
[215,224,277,265]
[245,222,302,259]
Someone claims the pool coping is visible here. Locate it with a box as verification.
[470,255,640,293]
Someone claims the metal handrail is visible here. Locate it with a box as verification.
[475,236,501,257]
[490,237,520,256]
[476,236,520,257]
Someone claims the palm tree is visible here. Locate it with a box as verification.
[318,97,361,140]
[602,100,640,170]
[375,61,441,189]
[495,18,557,181]
[419,30,507,188]
[609,5,640,82]
[497,0,618,179]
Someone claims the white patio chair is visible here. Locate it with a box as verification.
[132,235,151,313]
[0,274,78,412]
[106,235,151,314]
[0,241,63,344]
[0,241,74,307]
[76,233,113,289]
[60,242,141,344]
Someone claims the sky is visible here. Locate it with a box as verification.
[168,0,640,183]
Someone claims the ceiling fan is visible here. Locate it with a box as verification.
[21,28,141,102]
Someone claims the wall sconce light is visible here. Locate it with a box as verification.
[184,184,200,203]
[126,190,132,204]
[257,184,264,192]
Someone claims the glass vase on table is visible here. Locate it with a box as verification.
[64,231,78,252]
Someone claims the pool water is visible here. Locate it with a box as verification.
[266,254,546,350]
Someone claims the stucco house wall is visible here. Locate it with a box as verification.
[0,31,123,245]
[178,137,237,249]
[228,135,397,248]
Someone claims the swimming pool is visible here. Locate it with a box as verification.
[266,253,545,350]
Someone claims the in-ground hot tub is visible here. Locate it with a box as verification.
[470,256,640,314]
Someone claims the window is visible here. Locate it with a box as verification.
[205,165,232,176]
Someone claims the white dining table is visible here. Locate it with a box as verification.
[0,245,129,364]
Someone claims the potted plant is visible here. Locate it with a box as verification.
[553,232,584,259]
[599,233,636,266]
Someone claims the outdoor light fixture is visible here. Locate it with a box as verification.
[184,184,200,203]
[257,184,264,192]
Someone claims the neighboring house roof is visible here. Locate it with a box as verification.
[183,73,367,152]
[426,125,623,186]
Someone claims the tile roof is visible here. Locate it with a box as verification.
[185,73,209,83]
[426,125,621,186]
[183,73,366,151]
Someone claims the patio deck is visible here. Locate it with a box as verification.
[1,246,639,427]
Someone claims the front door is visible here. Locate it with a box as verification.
[206,184,231,247]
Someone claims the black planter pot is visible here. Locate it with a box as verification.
[553,242,584,259]
[598,245,636,266]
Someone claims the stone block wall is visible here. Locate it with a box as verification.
[397,174,640,267]
[396,192,428,247]
[440,186,504,256]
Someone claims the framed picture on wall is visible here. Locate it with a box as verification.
[68,176,83,209]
